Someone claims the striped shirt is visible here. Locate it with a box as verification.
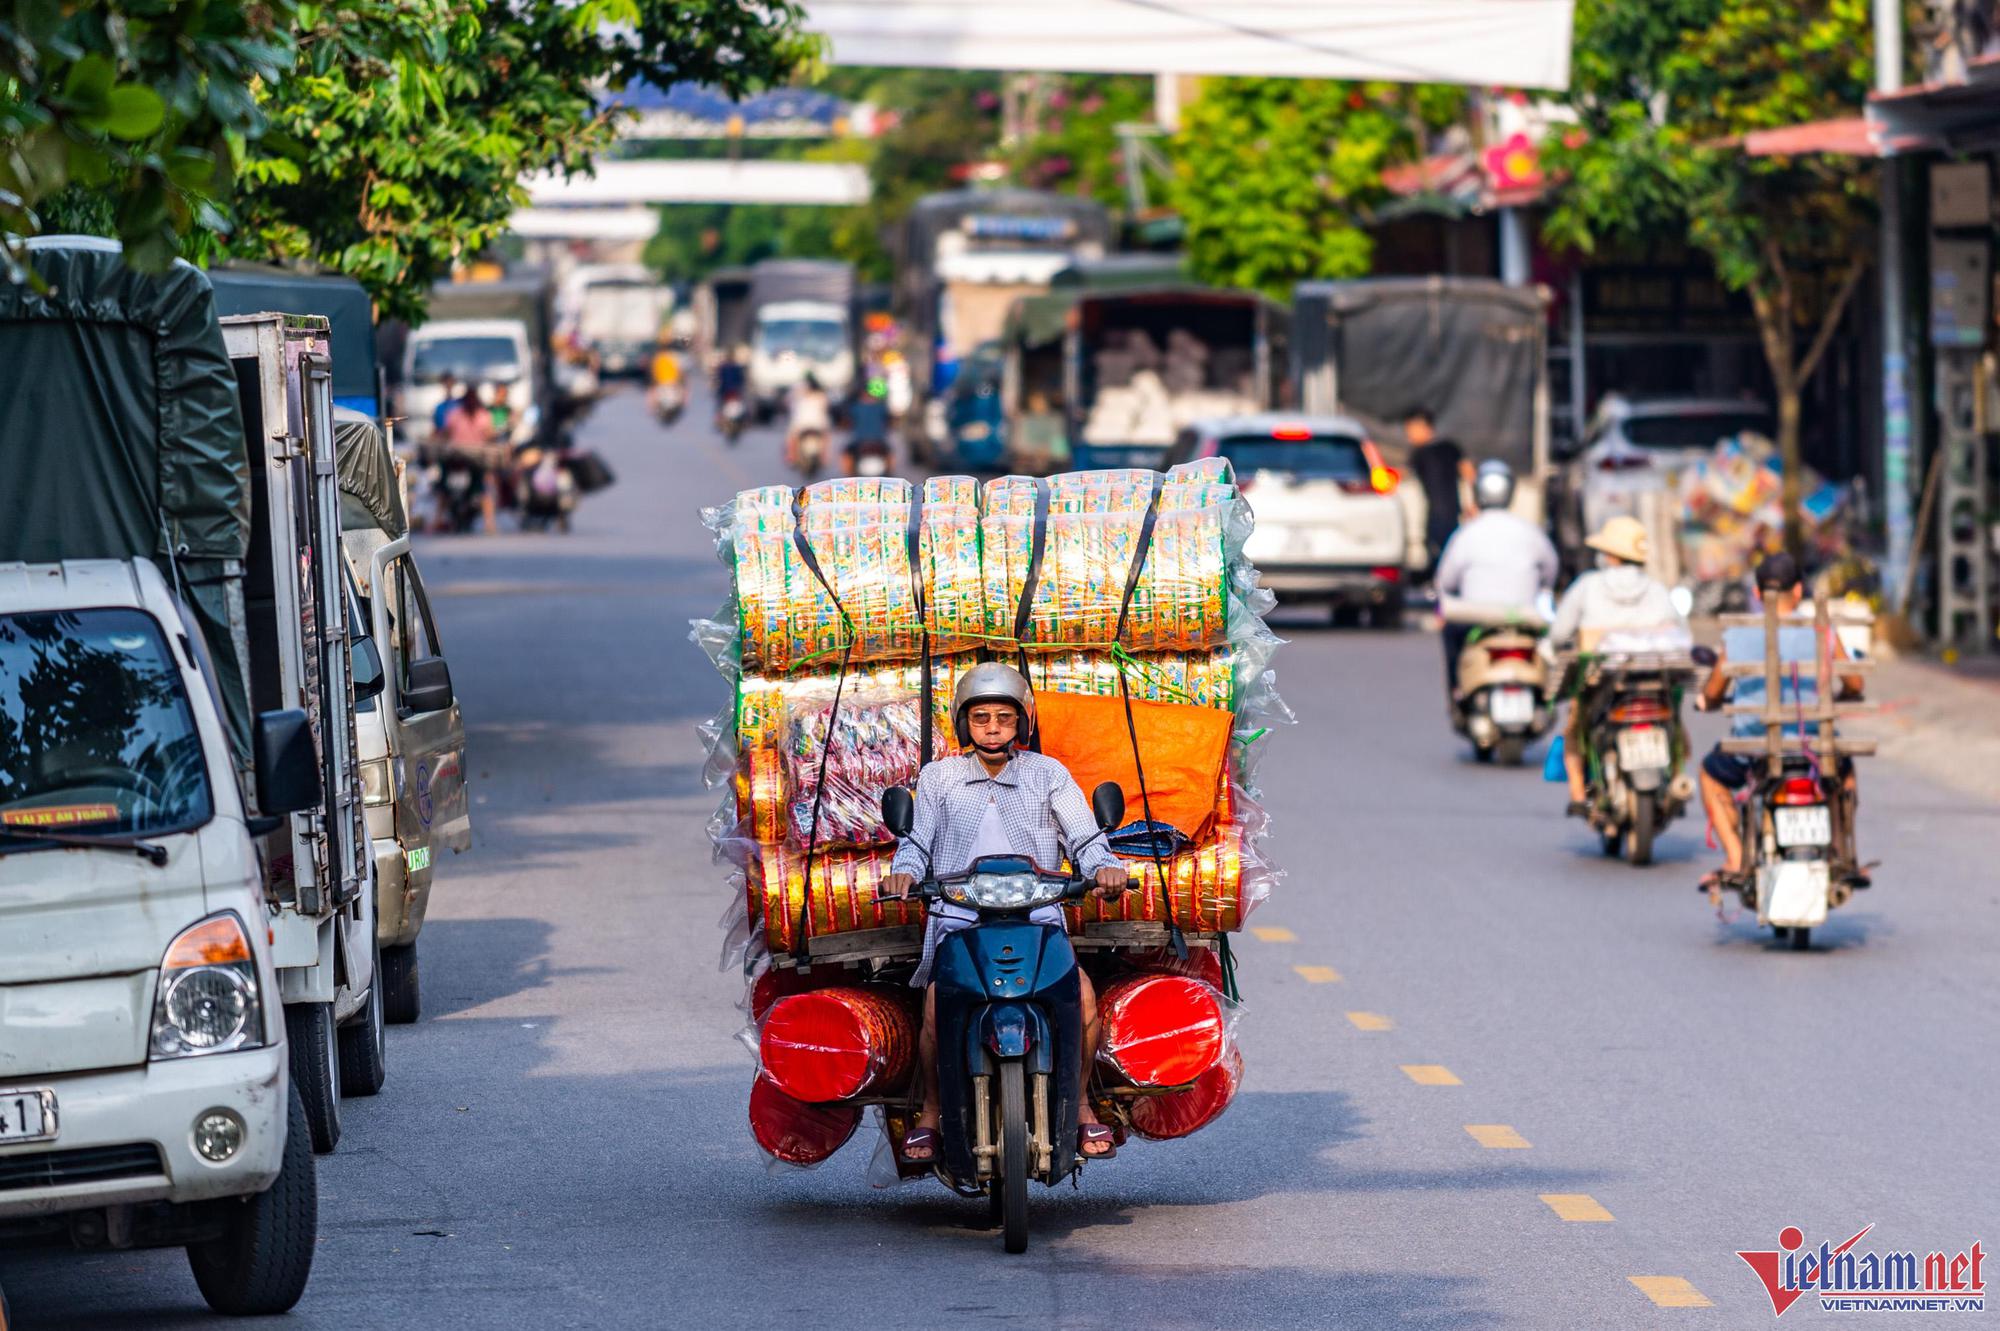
[891,751,1120,882]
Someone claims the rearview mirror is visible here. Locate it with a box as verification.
[881,786,915,838]
[253,708,322,821]
[351,636,385,701]
[1691,644,1719,668]
[402,656,454,714]
[1091,782,1126,832]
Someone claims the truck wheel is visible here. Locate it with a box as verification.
[337,939,388,1098]
[998,1061,1029,1254]
[1367,591,1406,630]
[187,1081,318,1315]
[381,942,421,1024]
[286,1003,341,1154]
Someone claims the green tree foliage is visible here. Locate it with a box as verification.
[1,1,301,276]
[1170,78,1465,299]
[1008,75,1155,210]
[230,0,818,323]
[1545,0,1879,543]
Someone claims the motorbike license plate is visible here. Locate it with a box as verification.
[444,472,472,492]
[1773,805,1832,848]
[1490,687,1535,727]
[0,1087,57,1144]
[1616,726,1670,772]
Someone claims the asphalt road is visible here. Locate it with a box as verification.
[6,386,1996,1329]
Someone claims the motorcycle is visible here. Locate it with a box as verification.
[1568,651,1699,865]
[436,450,486,534]
[881,781,1125,1255]
[1445,603,1553,765]
[652,380,686,425]
[518,445,579,534]
[793,428,827,479]
[847,437,892,478]
[717,392,747,444]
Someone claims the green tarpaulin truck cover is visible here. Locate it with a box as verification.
[0,236,256,754]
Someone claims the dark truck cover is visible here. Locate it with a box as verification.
[709,267,755,353]
[1294,278,1547,471]
[210,264,378,415]
[0,236,255,751]
[748,259,857,311]
[333,407,407,538]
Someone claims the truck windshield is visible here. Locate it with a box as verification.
[756,319,845,361]
[410,337,521,383]
[0,609,213,841]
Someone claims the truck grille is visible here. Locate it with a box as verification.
[0,1143,164,1192]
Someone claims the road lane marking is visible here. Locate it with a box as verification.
[1400,1064,1461,1085]
[1292,965,1341,983]
[1464,1124,1531,1149]
[1251,926,1297,942]
[1628,1276,1712,1308]
[1541,1194,1615,1222]
[1345,1011,1393,1031]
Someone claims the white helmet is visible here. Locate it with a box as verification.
[1473,459,1515,511]
[952,661,1035,748]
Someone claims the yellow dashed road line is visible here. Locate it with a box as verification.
[1292,964,1341,983]
[1464,1124,1531,1149]
[1629,1276,1712,1308]
[1400,1064,1462,1086]
[1541,1194,1615,1222]
[1345,1011,1394,1031]
[1251,926,1297,942]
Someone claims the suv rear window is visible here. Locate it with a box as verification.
[1216,434,1368,480]
[1623,412,1771,449]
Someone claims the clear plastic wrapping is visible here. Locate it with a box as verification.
[782,687,948,850]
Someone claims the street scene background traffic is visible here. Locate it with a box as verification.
[4,0,2000,1326]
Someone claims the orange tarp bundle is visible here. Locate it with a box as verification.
[1036,690,1233,841]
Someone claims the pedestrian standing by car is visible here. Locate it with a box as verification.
[1407,407,1476,578]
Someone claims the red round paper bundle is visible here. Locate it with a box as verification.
[1129,1047,1243,1141]
[760,986,917,1103]
[748,1075,859,1164]
[748,966,823,1022]
[1096,974,1226,1088]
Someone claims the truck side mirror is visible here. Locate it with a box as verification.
[402,656,454,714]
[881,786,915,838]
[253,709,323,824]
[351,636,386,701]
[1091,782,1126,832]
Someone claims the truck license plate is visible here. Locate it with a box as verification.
[1490,687,1535,726]
[0,1087,57,1144]
[1774,806,1832,848]
[1616,726,1670,772]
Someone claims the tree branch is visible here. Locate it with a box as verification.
[1797,259,1866,387]
[1747,281,1792,389]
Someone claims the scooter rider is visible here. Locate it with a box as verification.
[1434,461,1559,694]
[883,663,1129,1166]
[1692,552,1866,894]
[1547,516,1685,815]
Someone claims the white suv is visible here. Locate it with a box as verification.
[1165,415,1409,627]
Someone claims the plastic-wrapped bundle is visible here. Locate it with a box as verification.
[784,693,945,849]
[721,476,985,674]
[1096,974,1228,1088]
[748,841,920,954]
[1064,822,1270,934]
[749,1074,860,1164]
[1129,1046,1243,1140]
[759,987,917,1103]
[980,466,1241,654]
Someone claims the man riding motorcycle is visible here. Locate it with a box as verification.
[882,664,1129,1166]
[1547,516,1686,815]
[1693,552,1866,894]
[1433,461,1559,694]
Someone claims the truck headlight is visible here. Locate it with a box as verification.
[150,914,264,1060]
[361,756,393,807]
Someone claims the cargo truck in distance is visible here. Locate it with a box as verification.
[746,258,858,420]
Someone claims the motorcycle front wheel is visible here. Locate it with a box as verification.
[998,1060,1029,1254]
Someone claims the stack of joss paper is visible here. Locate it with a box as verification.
[697,462,1286,963]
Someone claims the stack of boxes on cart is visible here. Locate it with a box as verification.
[695,460,1287,1166]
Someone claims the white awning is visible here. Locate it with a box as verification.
[934,249,1077,285]
[508,208,663,241]
[523,159,871,207]
[811,0,1575,90]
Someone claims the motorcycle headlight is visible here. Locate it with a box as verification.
[945,872,1065,911]
[150,913,264,1060]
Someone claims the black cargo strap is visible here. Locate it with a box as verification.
[790,488,853,953]
[1007,477,1051,752]
[1109,475,1184,957]
[903,482,933,767]
[1113,473,1165,646]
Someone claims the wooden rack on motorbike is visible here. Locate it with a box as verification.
[1549,648,1702,700]
[776,921,1225,972]
[1713,597,1877,774]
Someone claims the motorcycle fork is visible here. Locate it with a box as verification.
[1032,1073,1051,1175]
[972,1074,994,1178]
